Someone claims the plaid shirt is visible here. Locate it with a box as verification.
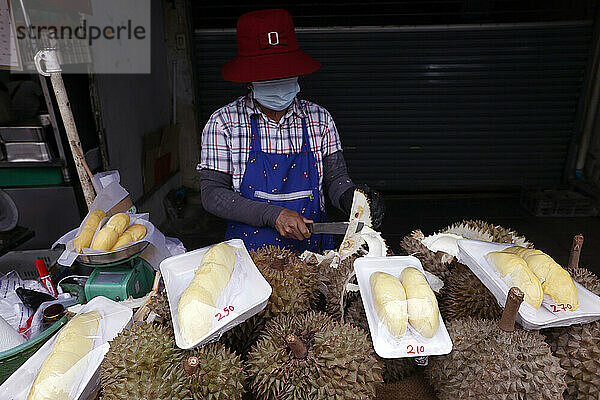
[198,95,343,207]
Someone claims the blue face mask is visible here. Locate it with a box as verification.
[251,77,300,111]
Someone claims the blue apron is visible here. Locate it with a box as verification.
[225,115,334,252]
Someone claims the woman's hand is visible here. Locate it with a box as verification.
[275,209,312,240]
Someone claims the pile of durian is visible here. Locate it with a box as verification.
[393,220,600,400]
[95,210,600,400]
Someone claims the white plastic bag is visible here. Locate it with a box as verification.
[354,256,453,359]
[0,296,132,400]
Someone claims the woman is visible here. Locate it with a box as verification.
[198,8,383,252]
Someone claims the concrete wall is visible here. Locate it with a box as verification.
[93,0,182,225]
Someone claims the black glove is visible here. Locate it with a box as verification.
[340,184,385,230]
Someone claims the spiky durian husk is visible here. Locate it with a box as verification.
[101,323,245,400]
[101,323,189,399]
[545,321,600,400]
[427,318,567,400]
[345,291,416,382]
[400,230,451,279]
[247,311,382,400]
[223,246,315,356]
[185,342,245,400]
[438,262,502,321]
[441,219,534,248]
[376,372,438,400]
[544,266,600,400]
[323,252,364,319]
[568,266,600,296]
[148,291,172,329]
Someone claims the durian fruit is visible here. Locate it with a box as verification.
[427,317,567,399]
[505,246,579,310]
[101,322,245,400]
[400,230,452,280]
[441,219,534,248]
[370,272,408,338]
[73,210,106,253]
[178,243,236,345]
[376,372,438,400]
[91,212,130,251]
[400,267,439,338]
[345,291,416,382]
[439,262,502,321]
[223,246,315,357]
[485,251,543,309]
[28,311,102,400]
[544,266,600,400]
[111,223,147,250]
[568,266,600,296]
[148,291,172,329]
[247,311,383,400]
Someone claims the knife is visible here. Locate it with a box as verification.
[306,222,364,235]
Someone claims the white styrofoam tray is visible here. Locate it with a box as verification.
[0,296,132,400]
[354,256,453,359]
[160,239,272,350]
[457,239,600,330]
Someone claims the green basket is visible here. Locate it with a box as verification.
[0,316,67,384]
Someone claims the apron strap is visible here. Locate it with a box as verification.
[300,118,310,152]
[250,116,262,152]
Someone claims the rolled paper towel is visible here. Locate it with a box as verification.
[0,315,25,352]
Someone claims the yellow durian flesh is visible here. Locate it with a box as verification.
[111,224,147,250]
[105,213,130,234]
[27,311,101,400]
[178,285,216,345]
[90,228,119,251]
[504,246,543,259]
[506,247,579,310]
[485,251,543,309]
[73,210,106,253]
[202,243,236,273]
[189,263,231,303]
[400,267,440,338]
[370,272,408,338]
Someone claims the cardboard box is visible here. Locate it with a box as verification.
[143,125,180,193]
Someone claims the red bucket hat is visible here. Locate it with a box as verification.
[221,9,321,83]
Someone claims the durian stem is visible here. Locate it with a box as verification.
[183,356,199,376]
[271,257,285,271]
[285,334,308,359]
[568,234,584,270]
[498,287,524,332]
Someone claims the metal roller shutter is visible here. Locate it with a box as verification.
[194,22,593,191]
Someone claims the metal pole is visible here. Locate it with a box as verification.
[34,49,95,209]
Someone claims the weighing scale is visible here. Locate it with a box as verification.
[77,241,155,302]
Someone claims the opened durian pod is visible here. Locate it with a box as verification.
[246,311,383,400]
[458,233,600,330]
[301,189,389,321]
[222,245,319,357]
[427,287,568,400]
[400,220,533,281]
[353,256,452,359]
[101,321,245,400]
[159,239,272,349]
[0,296,132,400]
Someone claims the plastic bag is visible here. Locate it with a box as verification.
[0,271,51,334]
[0,296,132,400]
[0,315,25,352]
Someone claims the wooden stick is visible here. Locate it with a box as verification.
[498,287,524,332]
[71,140,94,183]
[568,234,584,270]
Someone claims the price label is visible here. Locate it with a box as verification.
[215,305,235,321]
[549,304,573,313]
[406,345,425,355]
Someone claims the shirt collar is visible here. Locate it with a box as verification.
[244,94,306,120]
